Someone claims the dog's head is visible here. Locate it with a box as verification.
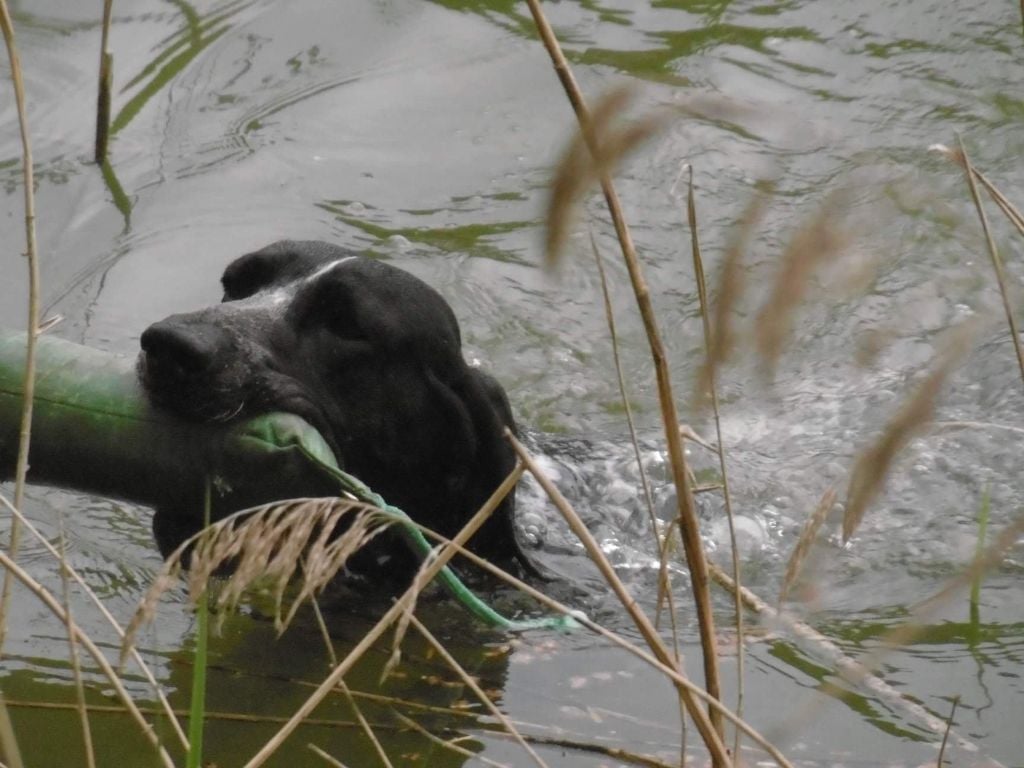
[138,240,520,569]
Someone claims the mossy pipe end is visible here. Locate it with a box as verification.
[0,331,337,513]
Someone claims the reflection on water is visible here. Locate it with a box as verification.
[0,0,1022,764]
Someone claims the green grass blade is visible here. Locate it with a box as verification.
[186,482,211,768]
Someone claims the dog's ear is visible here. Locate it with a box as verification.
[449,367,522,564]
[221,251,280,301]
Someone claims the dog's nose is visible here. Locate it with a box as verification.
[140,320,227,376]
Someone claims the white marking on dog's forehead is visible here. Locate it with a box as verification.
[260,257,357,307]
[246,257,360,309]
[305,256,357,284]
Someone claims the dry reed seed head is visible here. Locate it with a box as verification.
[282,513,392,630]
[710,189,768,355]
[678,424,716,453]
[855,325,897,368]
[778,486,837,607]
[928,142,964,168]
[841,324,974,543]
[672,93,761,127]
[546,85,677,268]
[119,568,182,668]
[754,190,854,379]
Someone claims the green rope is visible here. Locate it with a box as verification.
[295,444,579,633]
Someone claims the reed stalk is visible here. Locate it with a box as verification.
[955,136,1024,388]
[522,1,723,750]
[58,523,96,768]
[684,168,746,757]
[0,0,41,660]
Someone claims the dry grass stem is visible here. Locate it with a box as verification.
[309,594,338,666]
[307,744,349,768]
[685,168,746,758]
[937,696,959,768]
[693,185,769,410]
[442,725,684,768]
[242,465,523,768]
[0,695,22,768]
[57,524,96,768]
[524,1,723,745]
[394,712,510,768]
[308,596,394,764]
[0,492,189,748]
[931,143,1024,236]
[337,678,394,768]
[778,487,836,605]
[5,696,391,730]
[842,325,972,542]
[508,432,733,766]
[0,549,175,767]
[954,136,1024,388]
[0,0,42,660]
[408,613,549,768]
[381,552,430,683]
[754,192,850,378]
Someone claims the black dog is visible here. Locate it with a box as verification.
[138,240,526,576]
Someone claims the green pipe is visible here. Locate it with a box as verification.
[0,331,575,632]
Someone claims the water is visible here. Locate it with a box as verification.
[1,0,1022,765]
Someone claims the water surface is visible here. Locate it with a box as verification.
[1,0,1022,765]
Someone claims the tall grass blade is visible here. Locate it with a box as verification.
[186,482,212,768]
[969,486,990,633]
[94,0,114,163]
